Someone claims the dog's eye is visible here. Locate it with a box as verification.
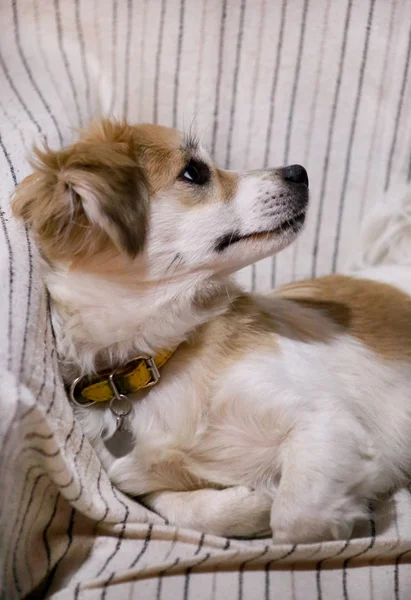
[180,160,210,185]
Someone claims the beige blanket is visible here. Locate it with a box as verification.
[1,0,411,598]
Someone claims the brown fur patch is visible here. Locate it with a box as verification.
[132,123,186,192]
[216,169,238,202]
[192,286,280,365]
[12,122,150,261]
[276,274,411,360]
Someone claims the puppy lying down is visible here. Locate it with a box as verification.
[13,119,411,543]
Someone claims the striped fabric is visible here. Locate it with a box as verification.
[1,0,411,598]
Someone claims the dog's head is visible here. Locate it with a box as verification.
[13,119,308,280]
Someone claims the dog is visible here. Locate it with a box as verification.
[13,119,411,543]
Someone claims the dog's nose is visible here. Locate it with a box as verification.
[280,164,309,187]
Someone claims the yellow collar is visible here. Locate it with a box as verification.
[69,349,175,406]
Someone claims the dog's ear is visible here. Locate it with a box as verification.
[12,139,149,261]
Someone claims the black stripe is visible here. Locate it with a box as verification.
[25,301,46,390]
[243,0,267,170]
[42,507,76,598]
[173,0,186,128]
[290,0,329,280]
[54,0,83,126]
[331,0,375,273]
[101,523,153,599]
[183,553,212,600]
[12,473,47,595]
[89,465,111,561]
[0,135,15,371]
[61,411,87,503]
[359,0,397,221]
[243,0,267,293]
[45,348,58,415]
[211,0,228,156]
[74,581,81,599]
[12,0,63,145]
[95,485,129,577]
[193,0,208,119]
[123,0,133,119]
[9,341,57,590]
[108,0,118,115]
[265,544,297,600]
[384,24,411,192]
[64,416,76,448]
[181,533,213,600]
[21,445,60,458]
[65,432,86,503]
[19,299,51,422]
[223,538,231,550]
[283,0,309,165]
[101,571,115,599]
[153,0,167,125]
[0,140,31,473]
[239,546,269,600]
[33,0,71,121]
[19,226,34,380]
[394,487,411,600]
[128,523,153,568]
[22,480,53,589]
[316,537,351,600]
[263,0,287,168]
[75,0,92,121]
[96,466,110,523]
[156,557,180,600]
[3,314,49,529]
[0,50,44,137]
[5,463,44,535]
[312,0,353,277]
[264,0,287,289]
[42,492,61,572]
[225,0,246,169]
[194,532,205,556]
[138,0,149,121]
[162,528,179,562]
[12,220,34,453]
[342,510,376,600]
[47,289,60,351]
[303,0,332,166]
[193,533,205,556]
[394,548,411,600]
[279,0,309,288]
[0,99,26,147]
[0,137,17,186]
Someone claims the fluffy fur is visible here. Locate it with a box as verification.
[13,119,411,543]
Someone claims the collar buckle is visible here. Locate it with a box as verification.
[132,355,161,388]
[69,354,162,408]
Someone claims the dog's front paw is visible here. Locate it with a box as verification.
[221,486,272,538]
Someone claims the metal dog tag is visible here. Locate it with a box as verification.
[102,381,136,457]
[103,426,135,458]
